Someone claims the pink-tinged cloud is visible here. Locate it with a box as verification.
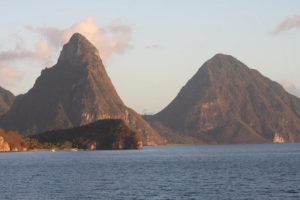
[27,16,132,60]
[0,66,23,87]
[274,15,300,34]
[0,40,51,61]
[280,80,300,98]
[280,80,294,88]
[34,41,51,59]
[0,17,131,89]
[0,49,32,61]
[0,39,49,88]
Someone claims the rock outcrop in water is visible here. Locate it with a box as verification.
[0,86,15,116]
[0,33,164,146]
[33,119,143,150]
[145,54,300,144]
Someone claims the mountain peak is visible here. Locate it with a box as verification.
[207,53,238,66]
[58,32,100,63]
[69,32,88,42]
[149,54,300,144]
[0,33,165,145]
[211,53,233,59]
[199,53,249,76]
[68,33,95,48]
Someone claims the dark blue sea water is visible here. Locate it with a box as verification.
[0,144,300,200]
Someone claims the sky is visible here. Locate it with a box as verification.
[0,0,300,114]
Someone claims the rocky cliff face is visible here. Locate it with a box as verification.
[0,136,11,152]
[0,87,15,116]
[146,54,300,144]
[0,33,164,145]
[0,129,27,152]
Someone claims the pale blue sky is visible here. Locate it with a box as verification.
[0,0,300,113]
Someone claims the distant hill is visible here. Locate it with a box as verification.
[145,54,300,144]
[0,87,15,116]
[32,119,142,150]
[0,33,164,145]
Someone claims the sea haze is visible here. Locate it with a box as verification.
[0,144,299,200]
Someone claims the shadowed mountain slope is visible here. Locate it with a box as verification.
[0,87,15,116]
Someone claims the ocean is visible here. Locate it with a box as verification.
[0,144,299,199]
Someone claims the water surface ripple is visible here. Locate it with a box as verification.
[0,144,299,199]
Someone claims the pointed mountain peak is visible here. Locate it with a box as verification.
[69,32,88,42]
[0,32,165,145]
[68,33,93,47]
[200,53,249,75]
[58,32,100,63]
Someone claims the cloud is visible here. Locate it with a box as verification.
[280,80,300,98]
[0,16,131,90]
[0,38,49,89]
[0,40,51,62]
[0,16,131,65]
[34,41,51,59]
[0,66,23,87]
[28,16,132,60]
[273,15,300,34]
[0,48,33,62]
[280,80,294,88]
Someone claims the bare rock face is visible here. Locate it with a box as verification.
[0,87,15,116]
[0,33,164,145]
[146,54,300,144]
[273,132,286,143]
[0,129,28,152]
[0,136,10,152]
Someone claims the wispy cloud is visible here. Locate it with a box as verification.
[0,41,51,61]
[27,16,132,60]
[280,80,300,98]
[0,49,33,62]
[0,16,132,91]
[0,39,50,89]
[273,15,300,34]
[0,66,23,87]
[34,41,51,59]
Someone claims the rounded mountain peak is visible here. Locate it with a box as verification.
[58,32,101,63]
[211,53,234,59]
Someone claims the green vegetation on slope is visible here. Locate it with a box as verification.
[1,119,142,151]
[32,119,143,150]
